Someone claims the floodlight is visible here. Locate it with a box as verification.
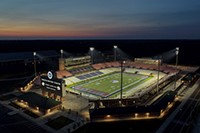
[176,47,179,55]
[33,52,37,77]
[123,61,126,64]
[60,49,63,54]
[90,47,94,51]
[114,45,117,48]
[176,51,179,55]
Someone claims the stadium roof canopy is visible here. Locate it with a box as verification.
[18,92,61,110]
[0,50,60,62]
[181,73,196,82]
[151,91,177,109]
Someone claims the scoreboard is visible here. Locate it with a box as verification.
[41,71,66,97]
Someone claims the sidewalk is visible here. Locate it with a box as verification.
[0,91,90,133]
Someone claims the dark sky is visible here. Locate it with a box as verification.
[1,0,200,39]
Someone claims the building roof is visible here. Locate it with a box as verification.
[17,74,35,87]
[18,92,61,110]
[181,73,196,82]
[152,91,177,109]
[0,50,60,62]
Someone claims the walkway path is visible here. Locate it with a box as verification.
[0,91,90,133]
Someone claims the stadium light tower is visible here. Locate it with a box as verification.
[33,52,37,77]
[156,56,161,95]
[90,47,94,64]
[121,60,125,106]
[114,45,117,62]
[60,49,63,59]
[174,47,179,90]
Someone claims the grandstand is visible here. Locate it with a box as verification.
[41,58,177,100]
[56,70,72,79]
[68,65,95,75]
[53,61,176,99]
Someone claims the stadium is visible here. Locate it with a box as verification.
[15,46,183,117]
[59,60,175,100]
[16,47,184,120]
[4,45,200,132]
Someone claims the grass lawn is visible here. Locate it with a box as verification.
[0,94,17,101]
[71,72,152,98]
[46,115,74,130]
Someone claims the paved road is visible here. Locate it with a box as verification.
[163,84,200,133]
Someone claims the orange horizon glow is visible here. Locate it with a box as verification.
[0,26,120,38]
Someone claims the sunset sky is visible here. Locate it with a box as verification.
[1,0,200,39]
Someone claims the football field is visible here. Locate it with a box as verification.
[71,72,152,98]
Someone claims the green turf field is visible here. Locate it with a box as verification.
[72,72,152,98]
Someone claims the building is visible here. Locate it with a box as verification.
[0,50,60,68]
[181,73,197,85]
[18,92,62,114]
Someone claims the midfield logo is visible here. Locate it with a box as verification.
[111,80,119,83]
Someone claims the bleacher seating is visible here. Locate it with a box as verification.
[92,64,101,70]
[105,62,112,67]
[76,71,104,80]
[61,61,176,85]
[56,70,73,79]
[66,77,81,83]
[102,63,109,68]
[111,62,120,67]
[68,65,95,75]
[119,61,175,74]
[63,78,73,85]
[99,68,114,74]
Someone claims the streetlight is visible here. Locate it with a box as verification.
[174,47,179,89]
[121,60,125,106]
[60,49,63,59]
[90,47,94,64]
[33,52,37,77]
[114,45,117,62]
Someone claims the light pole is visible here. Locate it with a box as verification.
[114,45,117,62]
[156,56,161,95]
[33,52,37,77]
[121,60,125,106]
[60,49,63,59]
[174,47,179,90]
[90,47,94,64]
